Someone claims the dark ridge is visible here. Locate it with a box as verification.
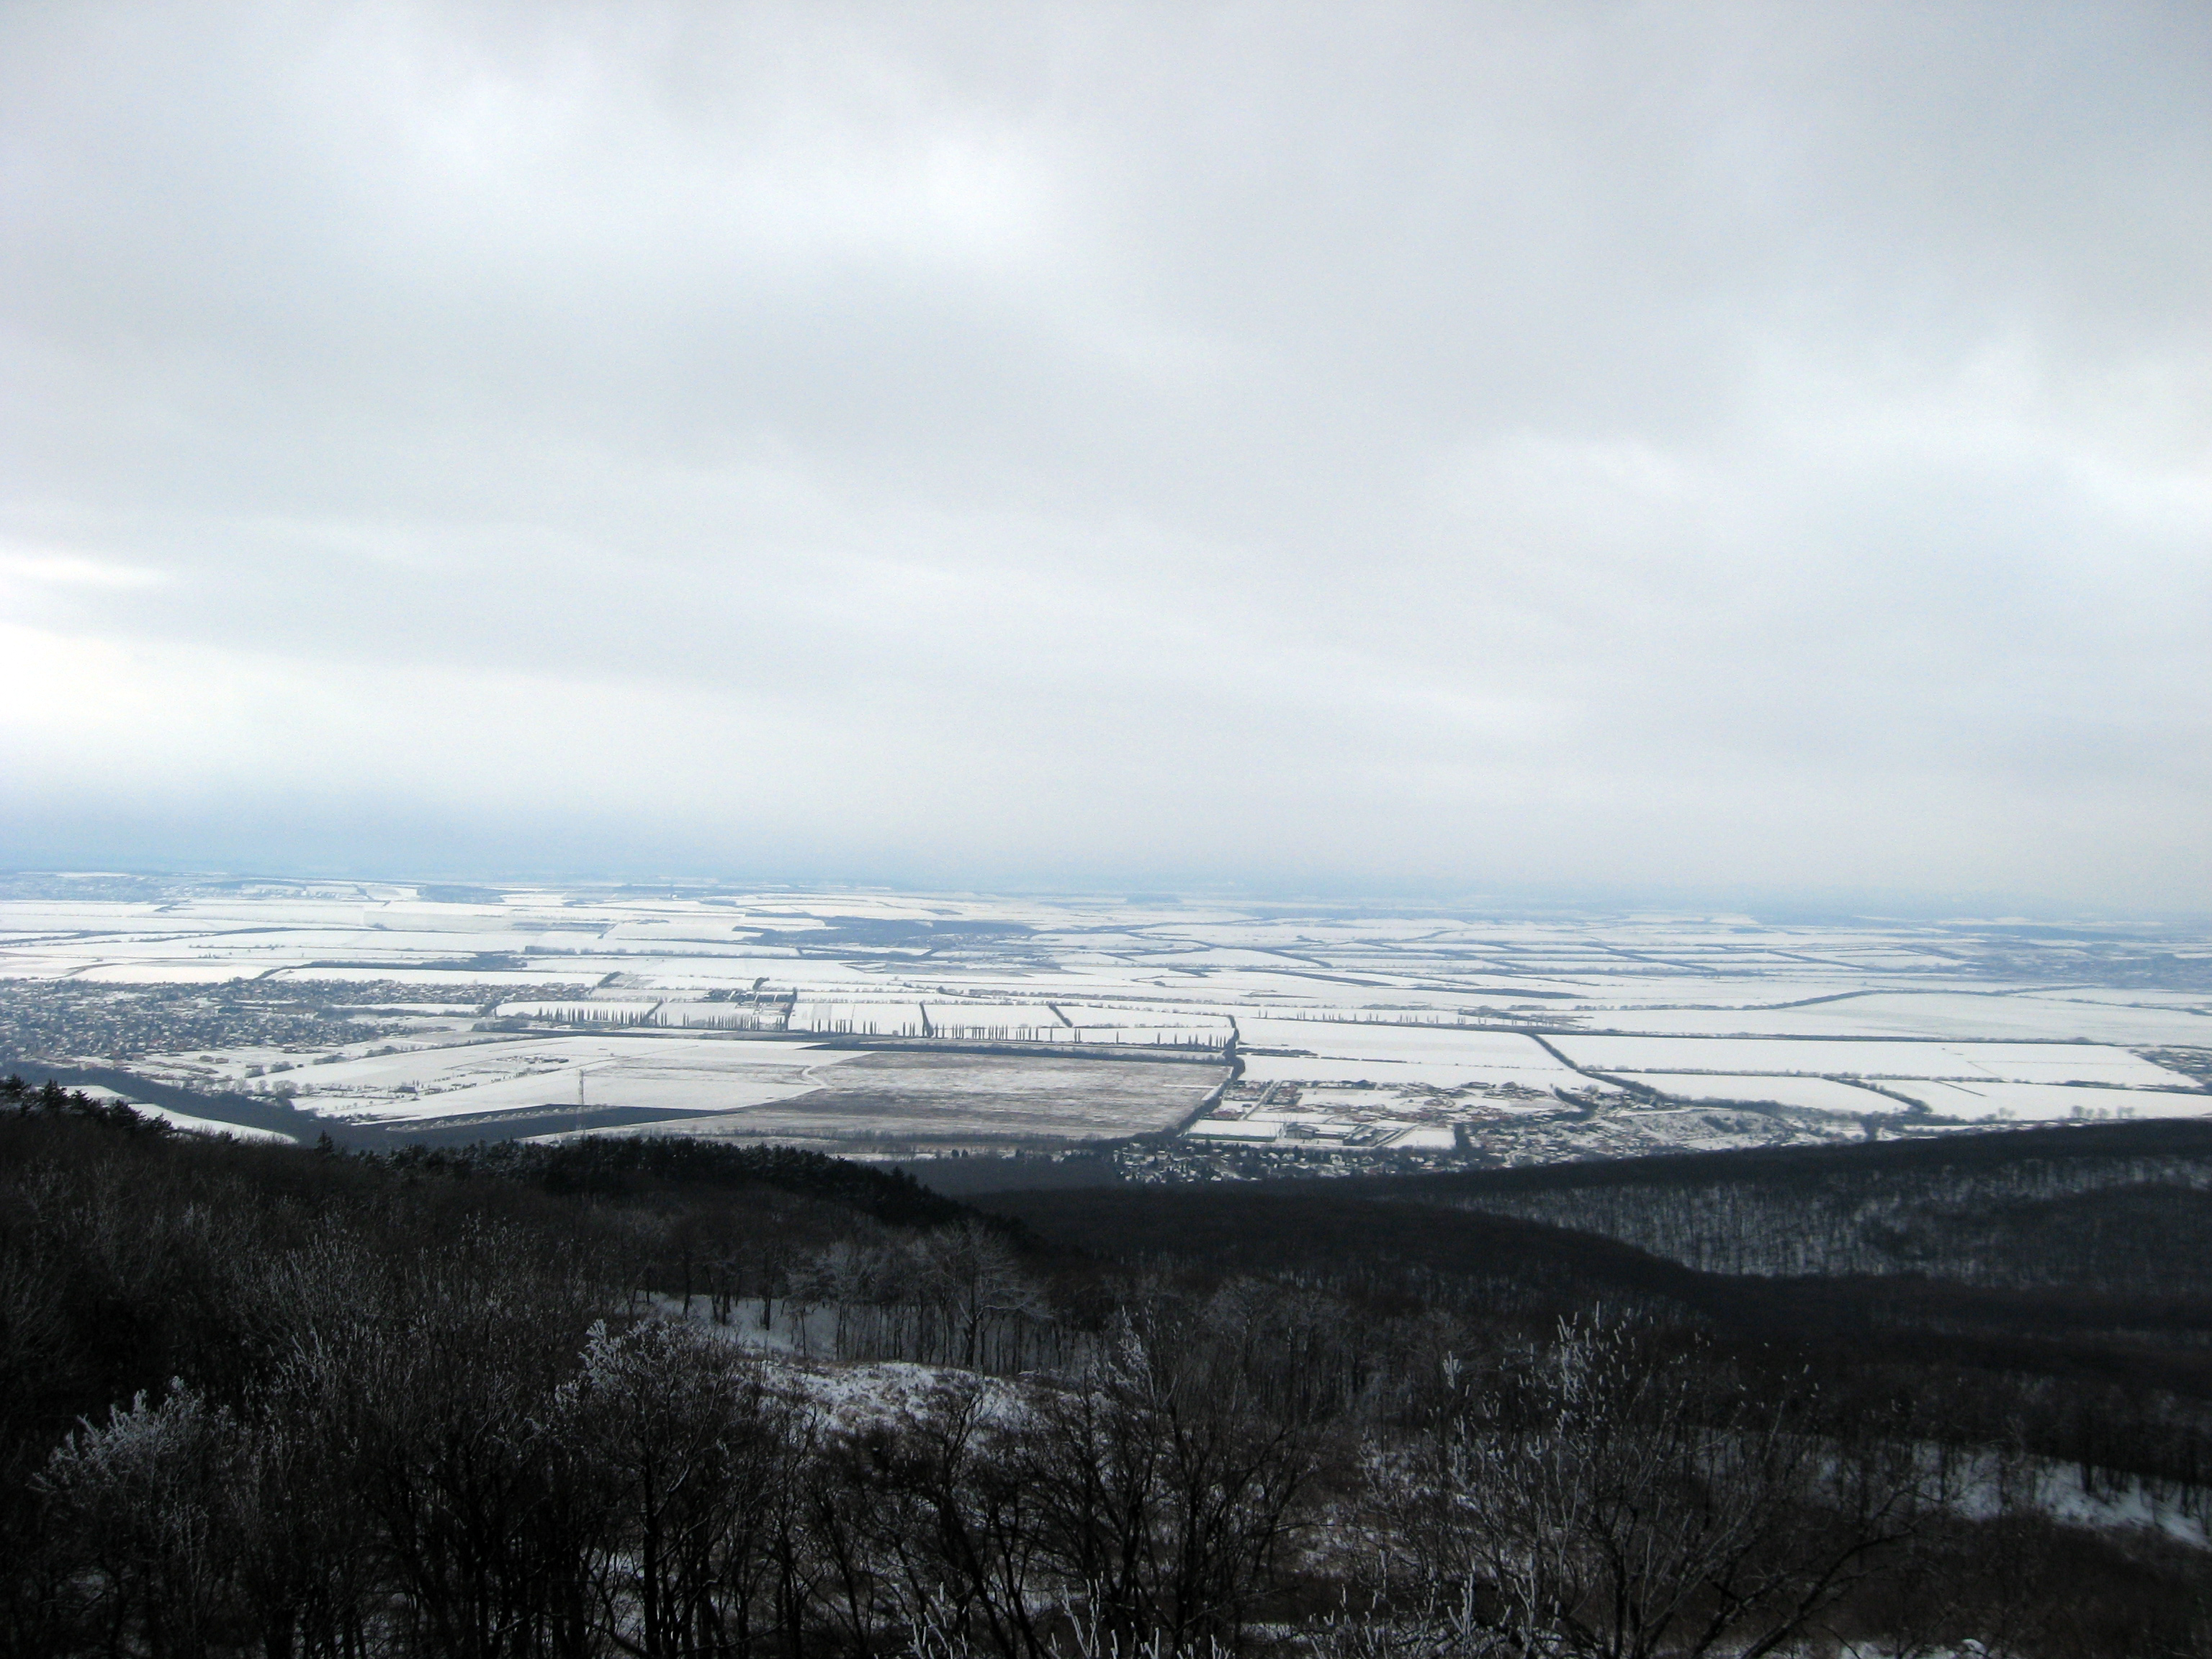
[976,1182,2212,1398]
[1335,1118,2212,1199]
[0,1061,344,1142]
[906,1151,1125,1197]
[979,1182,1729,1305]
[0,1076,178,1139]
[8,1063,2212,1655]
[397,1132,1013,1234]
[0,1074,1009,1237]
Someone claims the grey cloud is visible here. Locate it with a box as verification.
[2,1,2207,907]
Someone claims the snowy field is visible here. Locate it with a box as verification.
[1871,1079,2212,1122]
[274,1033,862,1123]
[3,873,2208,1152]
[1624,1074,1910,1114]
[637,1051,1229,1144]
[1606,990,2212,1048]
[69,1087,296,1142]
[1552,1035,2193,1089]
[788,997,1233,1048]
[1234,1018,1575,1089]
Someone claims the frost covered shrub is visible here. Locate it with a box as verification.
[39,1382,248,1657]
[550,1320,807,1658]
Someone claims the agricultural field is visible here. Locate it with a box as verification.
[1617,1074,1909,1115]
[1551,1035,2195,1089]
[264,1031,855,1123]
[657,1052,1228,1144]
[1868,1078,2212,1122]
[1,871,2208,1163]
[1233,1019,1583,1089]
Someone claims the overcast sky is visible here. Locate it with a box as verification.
[3,3,2207,909]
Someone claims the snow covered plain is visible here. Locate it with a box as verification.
[1871,1079,2212,1122]
[277,1032,862,1123]
[1552,1035,2193,1089]
[2,873,2208,1158]
[1615,1074,1909,1115]
[68,1086,295,1141]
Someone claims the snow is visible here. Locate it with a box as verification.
[268,1033,863,1121]
[1874,1078,2212,1122]
[497,1000,660,1022]
[634,1305,1017,1429]
[791,999,931,1038]
[69,1089,297,1142]
[1186,1119,1282,1141]
[1624,1074,1912,1115]
[9,883,2209,1150]
[1381,1125,1460,1149]
[1236,1019,1572,1087]
[925,1004,1084,1041]
[68,961,278,984]
[786,998,1230,1046]
[135,1102,298,1141]
[1553,1035,2193,1088]
[1599,991,2212,1048]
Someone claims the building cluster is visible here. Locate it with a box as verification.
[0,979,539,1066]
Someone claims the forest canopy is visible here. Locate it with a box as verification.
[1,1084,2208,1658]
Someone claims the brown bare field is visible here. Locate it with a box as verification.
[624,1050,1229,1146]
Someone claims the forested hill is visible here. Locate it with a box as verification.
[0,1087,1012,1434]
[1343,1117,2212,1287]
[1366,1115,2212,1196]
[6,1089,2212,1655]
[385,1130,990,1231]
[978,1119,2212,1305]
[978,1120,2212,1488]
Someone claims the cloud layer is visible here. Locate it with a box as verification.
[4,2,2208,907]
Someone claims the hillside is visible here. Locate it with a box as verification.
[3,1092,2210,1656]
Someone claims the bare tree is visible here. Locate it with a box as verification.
[1373,1320,1930,1659]
[555,1318,804,1659]
[1020,1309,1313,1654]
[912,1223,1043,1372]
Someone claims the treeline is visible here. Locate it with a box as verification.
[3,1094,2211,1655]
[392,1135,989,1233]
